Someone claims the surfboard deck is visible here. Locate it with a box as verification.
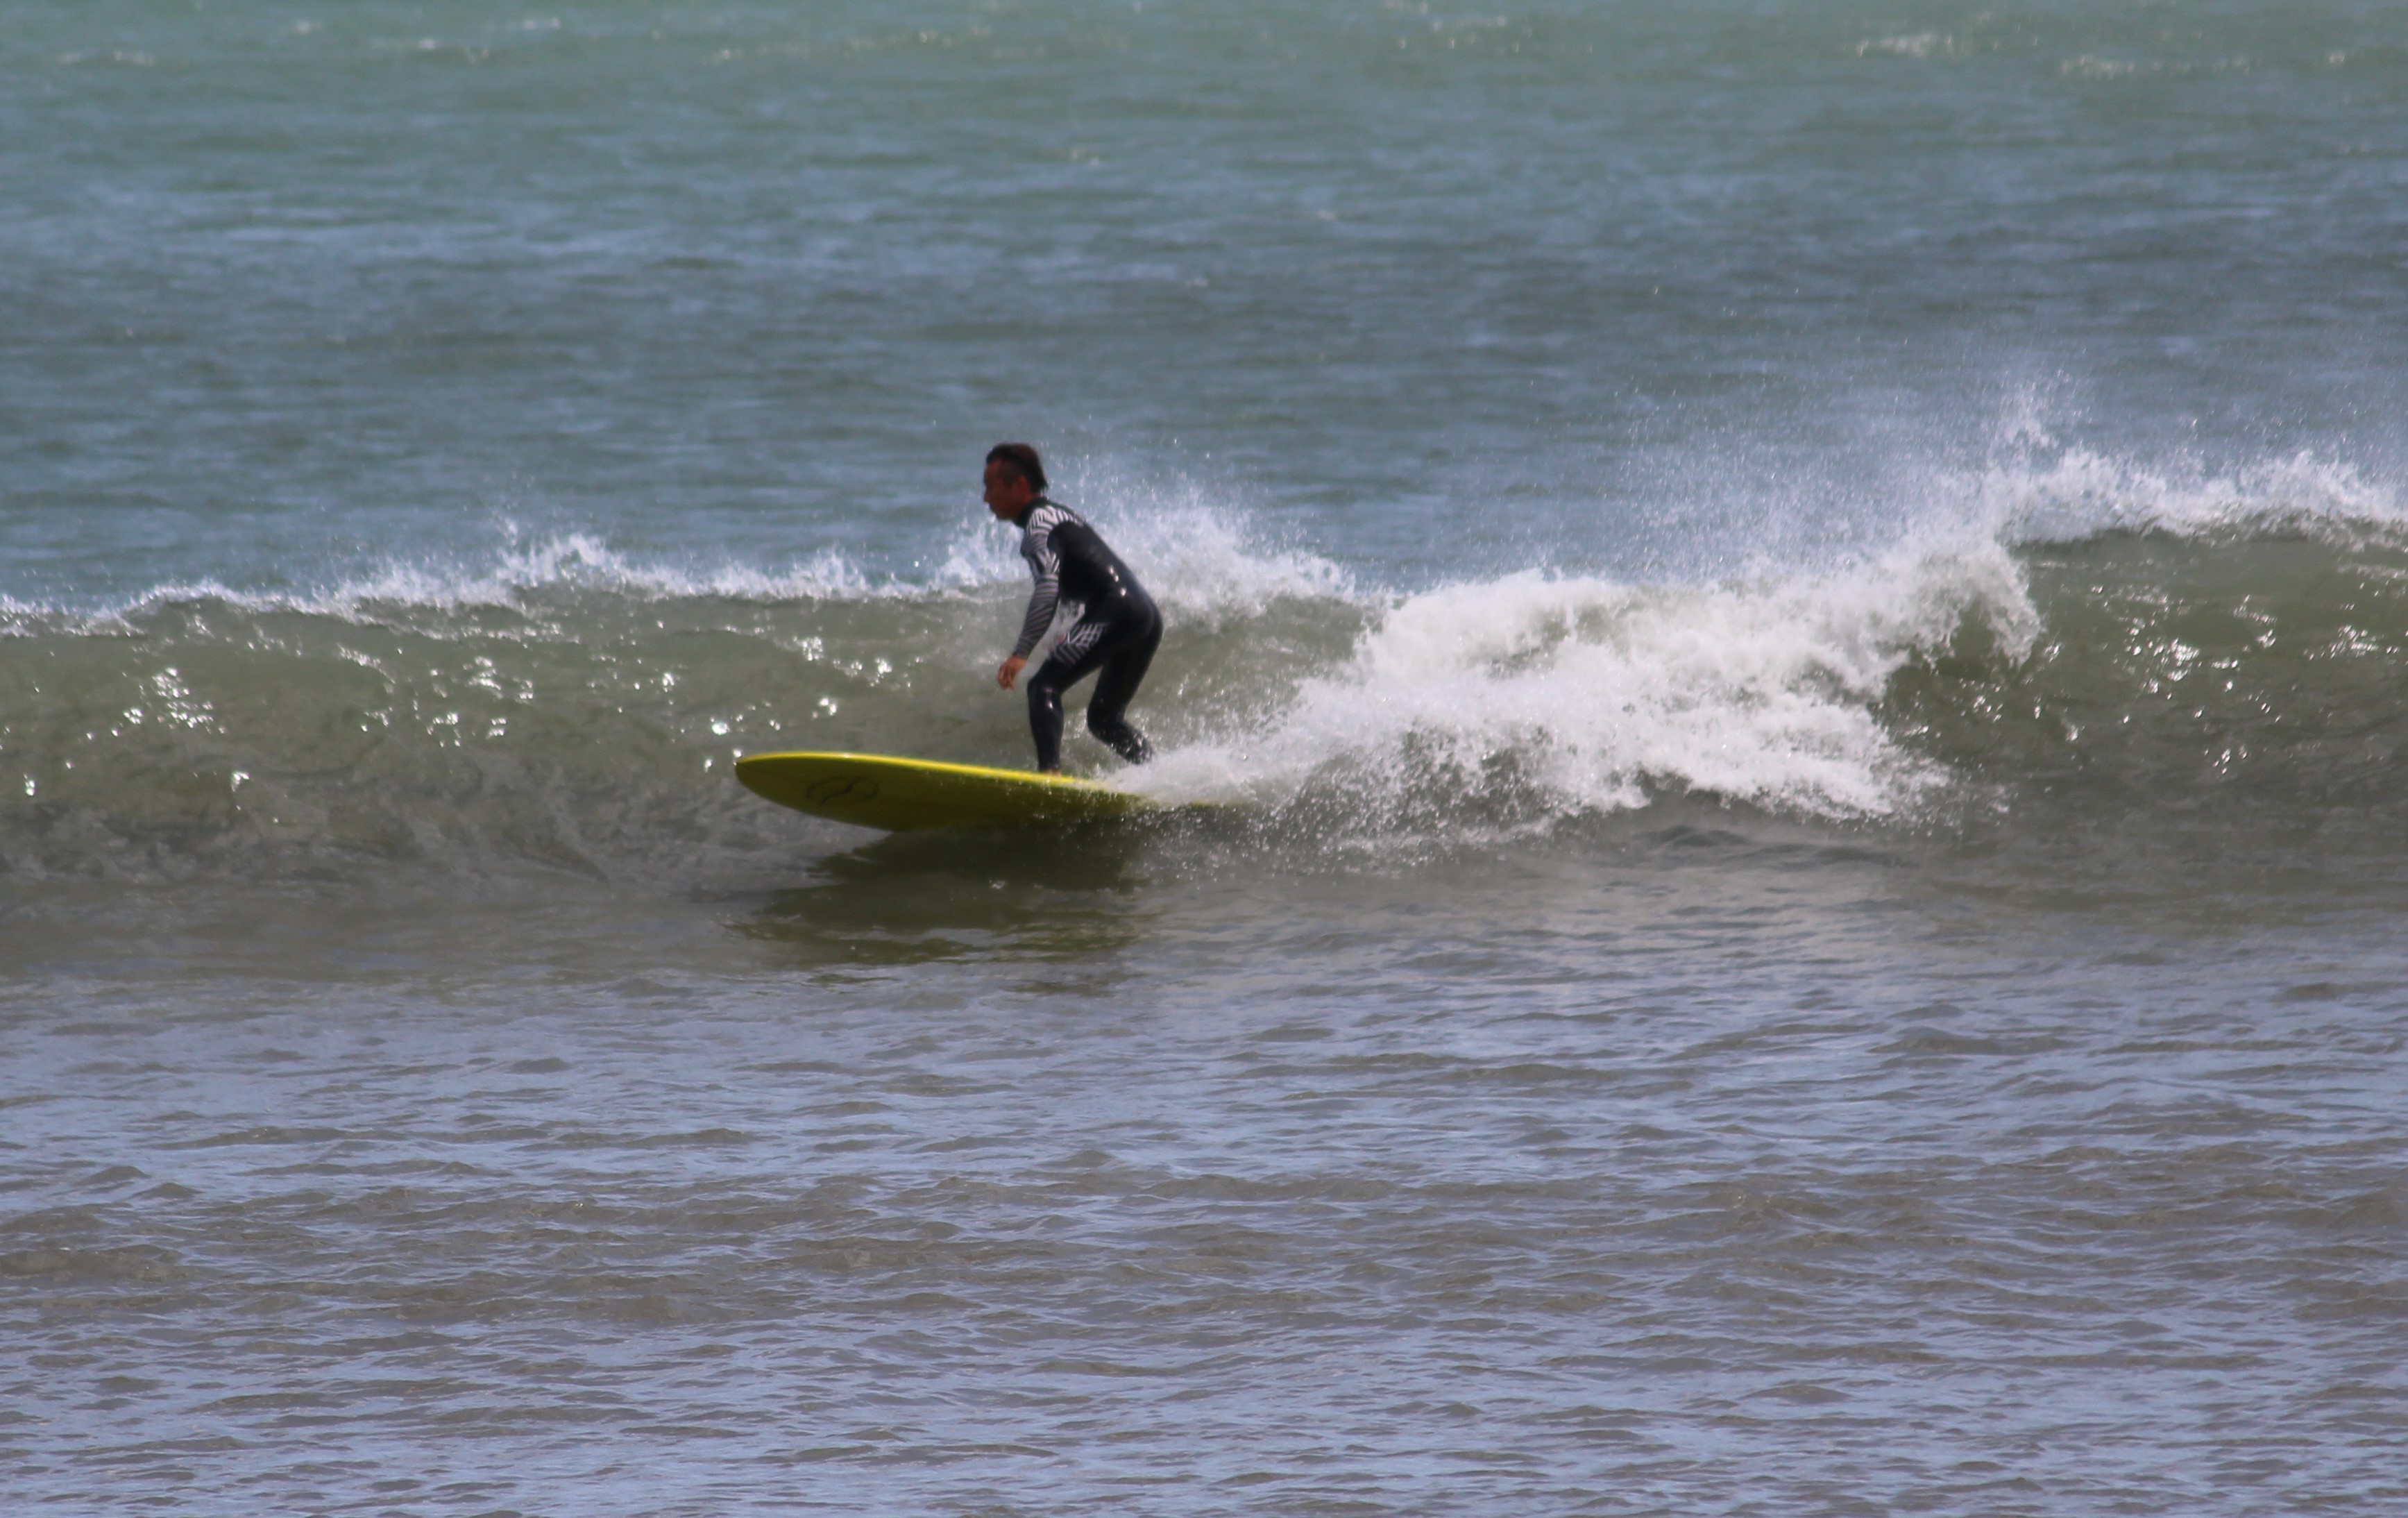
[735,750,1155,832]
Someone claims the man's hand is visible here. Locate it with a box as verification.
[997,655,1028,690]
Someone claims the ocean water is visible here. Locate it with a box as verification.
[6,2,2408,1513]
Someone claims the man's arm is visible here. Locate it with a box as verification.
[997,510,1062,687]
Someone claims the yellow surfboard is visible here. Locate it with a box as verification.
[734,750,1155,832]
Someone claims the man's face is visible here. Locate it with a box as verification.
[983,461,1035,520]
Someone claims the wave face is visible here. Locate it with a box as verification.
[0,516,1370,887]
[1893,528,2408,832]
[10,469,2408,887]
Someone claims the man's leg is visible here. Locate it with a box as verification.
[1026,618,1112,771]
[1026,610,1154,770]
[1083,611,1160,764]
[1025,660,1076,771]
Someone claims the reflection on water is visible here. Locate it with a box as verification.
[736,823,1160,968]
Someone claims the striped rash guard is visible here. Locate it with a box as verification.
[1008,498,1153,659]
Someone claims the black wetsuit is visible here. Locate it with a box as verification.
[1009,498,1160,771]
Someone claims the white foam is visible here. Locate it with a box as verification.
[1856,33,1964,60]
[1140,541,2037,826]
[0,534,897,633]
[296,532,888,611]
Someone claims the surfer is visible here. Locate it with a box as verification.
[985,443,1161,773]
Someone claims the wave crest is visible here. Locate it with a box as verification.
[1987,450,2402,547]
[2,503,1359,638]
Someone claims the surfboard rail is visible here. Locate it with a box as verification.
[734,750,1153,832]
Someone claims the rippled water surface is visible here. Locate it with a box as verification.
[6,2,2408,1513]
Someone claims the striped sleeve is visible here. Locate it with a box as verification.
[1009,504,1067,659]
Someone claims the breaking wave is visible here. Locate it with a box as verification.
[6,457,2408,888]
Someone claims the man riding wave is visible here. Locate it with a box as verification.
[983,443,1161,775]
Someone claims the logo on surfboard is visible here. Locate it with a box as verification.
[803,775,880,807]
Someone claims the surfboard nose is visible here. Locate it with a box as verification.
[736,751,1148,832]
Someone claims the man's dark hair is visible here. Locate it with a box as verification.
[986,442,1048,492]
